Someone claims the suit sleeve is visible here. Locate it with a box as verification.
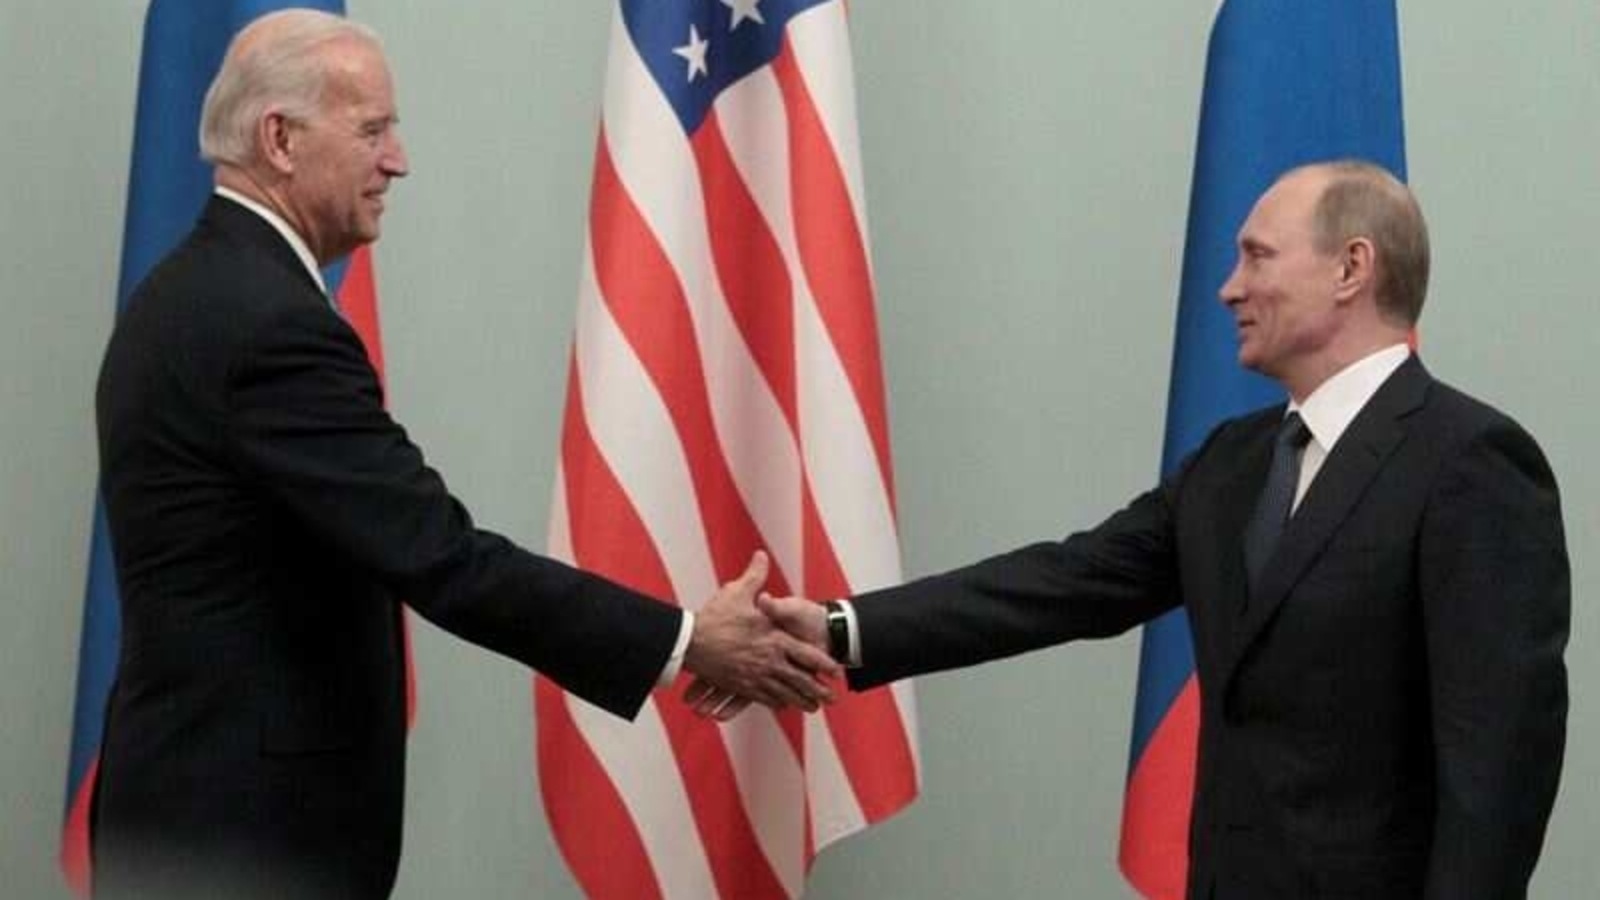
[847,473,1183,691]
[222,298,682,719]
[1419,420,1569,899]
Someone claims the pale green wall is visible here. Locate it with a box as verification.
[2,2,1594,898]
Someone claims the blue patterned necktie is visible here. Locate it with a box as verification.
[1242,412,1312,601]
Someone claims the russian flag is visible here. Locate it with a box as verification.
[1118,2,1407,898]
[57,3,401,896]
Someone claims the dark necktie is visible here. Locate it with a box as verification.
[1242,412,1312,599]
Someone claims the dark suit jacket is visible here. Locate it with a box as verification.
[92,196,683,899]
[847,357,1568,900]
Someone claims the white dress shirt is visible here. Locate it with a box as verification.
[1287,343,1412,511]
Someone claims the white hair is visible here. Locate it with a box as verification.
[198,9,380,166]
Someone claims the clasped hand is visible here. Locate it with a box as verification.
[681,551,833,721]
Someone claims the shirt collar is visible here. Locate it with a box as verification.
[213,185,328,296]
[1288,343,1411,452]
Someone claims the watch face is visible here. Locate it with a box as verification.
[826,607,850,663]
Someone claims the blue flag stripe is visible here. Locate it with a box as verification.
[1127,0,1406,773]
[66,0,347,821]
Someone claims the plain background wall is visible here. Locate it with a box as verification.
[2,1,1594,897]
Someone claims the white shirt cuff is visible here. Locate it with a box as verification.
[836,599,862,668]
[656,610,695,687]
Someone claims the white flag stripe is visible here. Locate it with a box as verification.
[570,697,722,898]
[575,248,718,609]
[703,33,915,837]
[720,713,810,897]
[786,3,875,272]
[715,65,898,594]
[603,27,811,592]
[708,4,913,834]
[796,292,903,593]
[717,66,908,826]
[706,68,820,590]
[547,458,572,565]
[803,709,870,848]
[545,477,720,898]
[584,138,823,894]
[600,13,722,352]
[716,15,901,595]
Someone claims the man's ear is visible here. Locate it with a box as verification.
[1334,236,1376,302]
[257,110,296,175]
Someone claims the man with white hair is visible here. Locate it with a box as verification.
[91,10,832,898]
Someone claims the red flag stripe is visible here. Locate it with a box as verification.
[332,247,416,728]
[544,362,711,897]
[800,494,920,824]
[1119,676,1199,900]
[712,66,900,601]
[588,135,780,591]
[654,702,793,900]
[554,357,795,897]
[337,247,386,384]
[692,112,799,433]
[588,106,844,871]
[537,680,666,900]
[687,109,821,768]
[59,758,96,897]
[704,64,920,825]
[786,5,875,267]
[615,103,907,830]
[590,135,795,608]
[766,28,923,823]
[771,43,895,514]
[586,139,813,814]
[600,40,812,594]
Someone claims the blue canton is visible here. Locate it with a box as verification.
[621,0,832,134]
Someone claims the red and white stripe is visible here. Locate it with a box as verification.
[536,4,920,898]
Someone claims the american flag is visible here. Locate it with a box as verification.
[535,1,920,897]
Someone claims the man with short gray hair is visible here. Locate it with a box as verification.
[745,160,1570,899]
[91,10,834,898]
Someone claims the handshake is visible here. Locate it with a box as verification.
[679,550,839,722]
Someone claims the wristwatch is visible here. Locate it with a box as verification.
[823,600,851,665]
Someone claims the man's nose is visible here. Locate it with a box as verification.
[1218,262,1244,305]
[382,132,409,178]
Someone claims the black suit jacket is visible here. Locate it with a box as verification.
[848,357,1568,900]
[92,196,683,898]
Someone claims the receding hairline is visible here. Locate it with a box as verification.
[1285,160,1414,215]
[1282,159,1430,324]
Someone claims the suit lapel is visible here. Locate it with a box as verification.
[1221,357,1432,690]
